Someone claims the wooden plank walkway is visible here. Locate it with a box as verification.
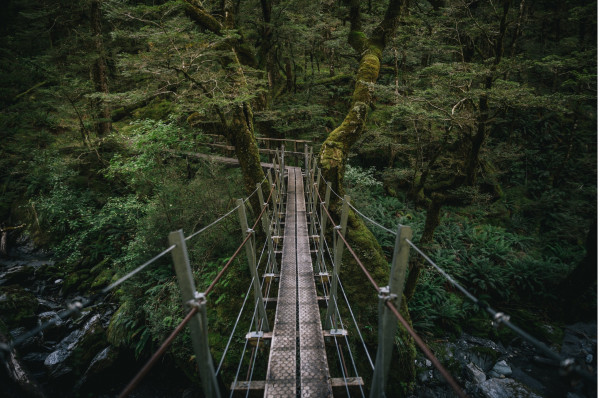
[264,167,332,398]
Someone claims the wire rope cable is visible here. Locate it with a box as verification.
[186,175,267,242]
[313,196,375,371]
[307,177,365,398]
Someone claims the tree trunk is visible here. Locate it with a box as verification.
[90,0,111,137]
[183,0,266,206]
[318,0,416,385]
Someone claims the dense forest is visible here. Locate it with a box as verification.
[0,0,596,397]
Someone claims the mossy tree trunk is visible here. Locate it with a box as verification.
[90,0,111,137]
[183,0,266,208]
[318,0,416,389]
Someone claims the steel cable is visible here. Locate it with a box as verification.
[118,307,198,398]
[405,239,596,384]
[308,178,366,397]
[313,180,467,397]
[313,195,375,371]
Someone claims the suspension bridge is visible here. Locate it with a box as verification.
[1,139,595,398]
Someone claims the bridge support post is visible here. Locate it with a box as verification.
[370,224,412,398]
[168,230,222,398]
[280,144,285,186]
[324,194,350,331]
[304,144,309,172]
[310,168,321,237]
[237,199,270,332]
[267,170,281,239]
[257,182,279,274]
[318,182,332,273]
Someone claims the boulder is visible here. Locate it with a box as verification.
[73,346,118,392]
[43,314,105,379]
[478,378,542,398]
[0,266,35,286]
[0,332,46,398]
[465,362,486,384]
[37,312,67,341]
[0,285,38,328]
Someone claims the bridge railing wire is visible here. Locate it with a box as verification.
[317,167,596,385]
[119,182,276,398]
[315,178,468,398]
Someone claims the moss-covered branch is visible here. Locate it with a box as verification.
[318,0,415,390]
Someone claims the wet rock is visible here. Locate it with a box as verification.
[0,266,35,286]
[491,360,512,377]
[22,352,49,364]
[43,314,105,379]
[465,362,486,384]
[36,298,61,312]
[73,346,118,391]
[478,378,542,398]
[0,332,46,398]
[9,327,38,349]
[561,323,597,363]
[37,311,66,341]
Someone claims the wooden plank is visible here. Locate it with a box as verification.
[330,377,365,398]
[230,380,265,398]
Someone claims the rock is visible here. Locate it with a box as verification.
[418,370,433,383]
[43,314,105,379]
[8,327,38,349]
[36,298,61,312]
[22,352,49,364]
[0,331,46,398]
[478,378,543,398]
[561,322,597,362]
[0,265,35,285]
[85,346,116,375]
[37,311,66,341]
[73,346,118,391]
[466,362,486,384]
[492,360,512,377]
[0,286,38,328]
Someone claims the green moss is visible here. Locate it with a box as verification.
[352,52,381,104]
[90,258,111,276]
[91,268,113,289]
[133,99,174,120]
[0,285,38,328]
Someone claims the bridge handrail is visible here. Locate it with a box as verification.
[118,182,277,398]
[314,173,467,398]
[316,163,596,386]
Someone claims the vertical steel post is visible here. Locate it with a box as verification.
[318,182,332,272]
[280,144,285,187]
[324,195,350,330]
[304,144,309,172]
[310,168,321,237]
[168,230,221,398]
[257,183,279,274]
[237,199,270,332]
[370,225,412,398]
[267,170,280,239]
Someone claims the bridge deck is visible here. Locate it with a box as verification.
[264,167,332,398]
